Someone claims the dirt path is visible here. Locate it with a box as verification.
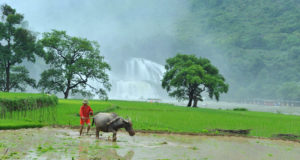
[0,127,300,160]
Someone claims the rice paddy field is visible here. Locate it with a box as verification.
[1,128,300,160]
[1,92,300,138]
[1,93,300,159]
[55,99,300,138]
[0,92,57,129]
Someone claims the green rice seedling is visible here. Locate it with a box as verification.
[0,92,58,124]
[103,145,120,149]
[189,146,198,150]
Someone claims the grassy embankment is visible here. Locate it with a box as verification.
[1,92,300,139]
[56,99,300,138]
[0,92,57,129]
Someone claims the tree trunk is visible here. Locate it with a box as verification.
[64,88,70,99]
[187,98,192,107]
[64,92,69,99]
[192,97,198,107]
[5,63,10,92]
[187,88,194,107]
[64,78,72,99]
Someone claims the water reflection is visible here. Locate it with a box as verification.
[78,139,134,160]
[89,149,134,160]
[78,140,89,160]
[1,128,299,160]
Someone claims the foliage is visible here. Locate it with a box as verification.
[276,82,300,101]
[38,30,111,99]
[0,4,41,92]
[175,0,300,101]
[0,66,36,91]
[0,92,58,121]
[233,108,248,111]
[162,54,228,107]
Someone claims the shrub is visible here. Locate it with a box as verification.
[233,108,248,111]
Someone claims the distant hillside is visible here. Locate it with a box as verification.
[175,0,300,101]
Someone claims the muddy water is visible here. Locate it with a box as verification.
[0,128,300,160]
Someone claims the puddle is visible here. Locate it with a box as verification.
[0,127,300,159]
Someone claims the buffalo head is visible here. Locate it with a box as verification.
[123,119,135,136]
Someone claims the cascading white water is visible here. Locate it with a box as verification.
[125,58,165,83]
[109,58,166,100]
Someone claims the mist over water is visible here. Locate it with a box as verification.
[109,58,167,100]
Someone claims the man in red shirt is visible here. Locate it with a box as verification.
[79,99,93,136]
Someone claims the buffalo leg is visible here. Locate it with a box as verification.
[96,128,100,139]
[112,131,117,142]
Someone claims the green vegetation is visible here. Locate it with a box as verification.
[176,0,300,101]
[0,119,43,129]
[0,5,110,99]
[233,108,248,111]
[162,54,228,107]
[0,92,52,99]
[38,30,111,99]
[0,4,42,92]
[52,99,300,138]
[0,92,58,123]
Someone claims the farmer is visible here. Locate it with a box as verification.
[79,99,93,136]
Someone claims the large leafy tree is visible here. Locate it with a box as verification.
[0,4,39,92]
[38,30,111,99]
[162,54,229,107]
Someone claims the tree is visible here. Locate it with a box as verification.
[0,4,39,92]
[38,30,111,99]
[162,54,229,107]
[0,66,36,91]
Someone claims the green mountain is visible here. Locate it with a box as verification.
[175,0,300,101]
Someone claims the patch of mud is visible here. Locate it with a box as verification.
[273,134,300,140]
[0,128,300,159]
[214,129,251,135]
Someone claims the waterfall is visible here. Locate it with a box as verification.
[109,58,167,100]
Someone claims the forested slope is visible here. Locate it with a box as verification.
[176,0,300,101]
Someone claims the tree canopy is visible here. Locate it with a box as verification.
[162,54,228,107]
[38,30,111,99]
[0,4,40,92]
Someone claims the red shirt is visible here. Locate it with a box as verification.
[79,105,93,118]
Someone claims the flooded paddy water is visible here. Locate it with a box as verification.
[0,128,300,159]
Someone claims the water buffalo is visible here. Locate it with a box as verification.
[92,113,135,141]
